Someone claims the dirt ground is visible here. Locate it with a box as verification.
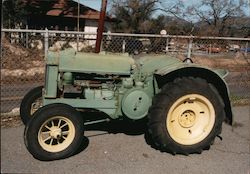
[191,53,250,71]
[1,37,44,69]
[1,38,45,83]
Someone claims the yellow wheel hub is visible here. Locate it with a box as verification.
[166,94,215,145]
[38,116,75,152]
[49,127,62,139]
[178,110,196,128]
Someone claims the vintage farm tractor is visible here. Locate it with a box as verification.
[21,1,232,161]
[21,48,233,161]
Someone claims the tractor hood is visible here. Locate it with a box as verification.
[48,49,182,76]
[48,49,227,79]
[48,49,135,75]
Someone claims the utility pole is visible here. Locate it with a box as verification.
[95,0,107,53]
[77,0,80,51]
[77,0,80,31]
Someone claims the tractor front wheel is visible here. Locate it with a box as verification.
[24,103,84,161]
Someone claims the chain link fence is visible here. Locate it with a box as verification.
[1,29,250,115]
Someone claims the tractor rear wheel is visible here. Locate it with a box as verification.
[20,86,43,125]
[148,77,225,155]
[24,103,84,161]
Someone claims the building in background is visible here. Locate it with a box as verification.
[25,0,114,32]
[2,0,116,49]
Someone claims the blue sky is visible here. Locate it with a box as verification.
[75,0,101,11]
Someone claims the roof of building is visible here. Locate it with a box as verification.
[25,0,114,21]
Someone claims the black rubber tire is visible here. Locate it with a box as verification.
[24,103,84,161]
[20,86,43,125]
[148,77,225,155]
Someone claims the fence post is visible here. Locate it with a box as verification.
[103,31,111,52]
[209,44,212,54]
[25,25,28,49]
[187,38,193,58]
[165,37,169,53]
[122,39,126,54]
[245,42,248,56]
[100,35,103,52]
[44,28,49,60]
[77,32,79,52]
[0,32,3,60]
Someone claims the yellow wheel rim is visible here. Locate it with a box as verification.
[38,116,75,152]
[166,94,215,145]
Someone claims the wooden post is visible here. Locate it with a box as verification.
[95,0,107,53]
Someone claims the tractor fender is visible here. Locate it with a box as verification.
[154,64,233,125]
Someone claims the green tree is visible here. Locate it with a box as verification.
[3,0,28,28]
[2,0,70,29]
[187,0,248,36]
[111,0,158,33]
[110,0,193,34]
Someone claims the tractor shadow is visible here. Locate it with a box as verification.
[73,110,158,157]
[81,110,147,135]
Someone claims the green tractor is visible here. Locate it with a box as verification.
[22,48,233,161]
